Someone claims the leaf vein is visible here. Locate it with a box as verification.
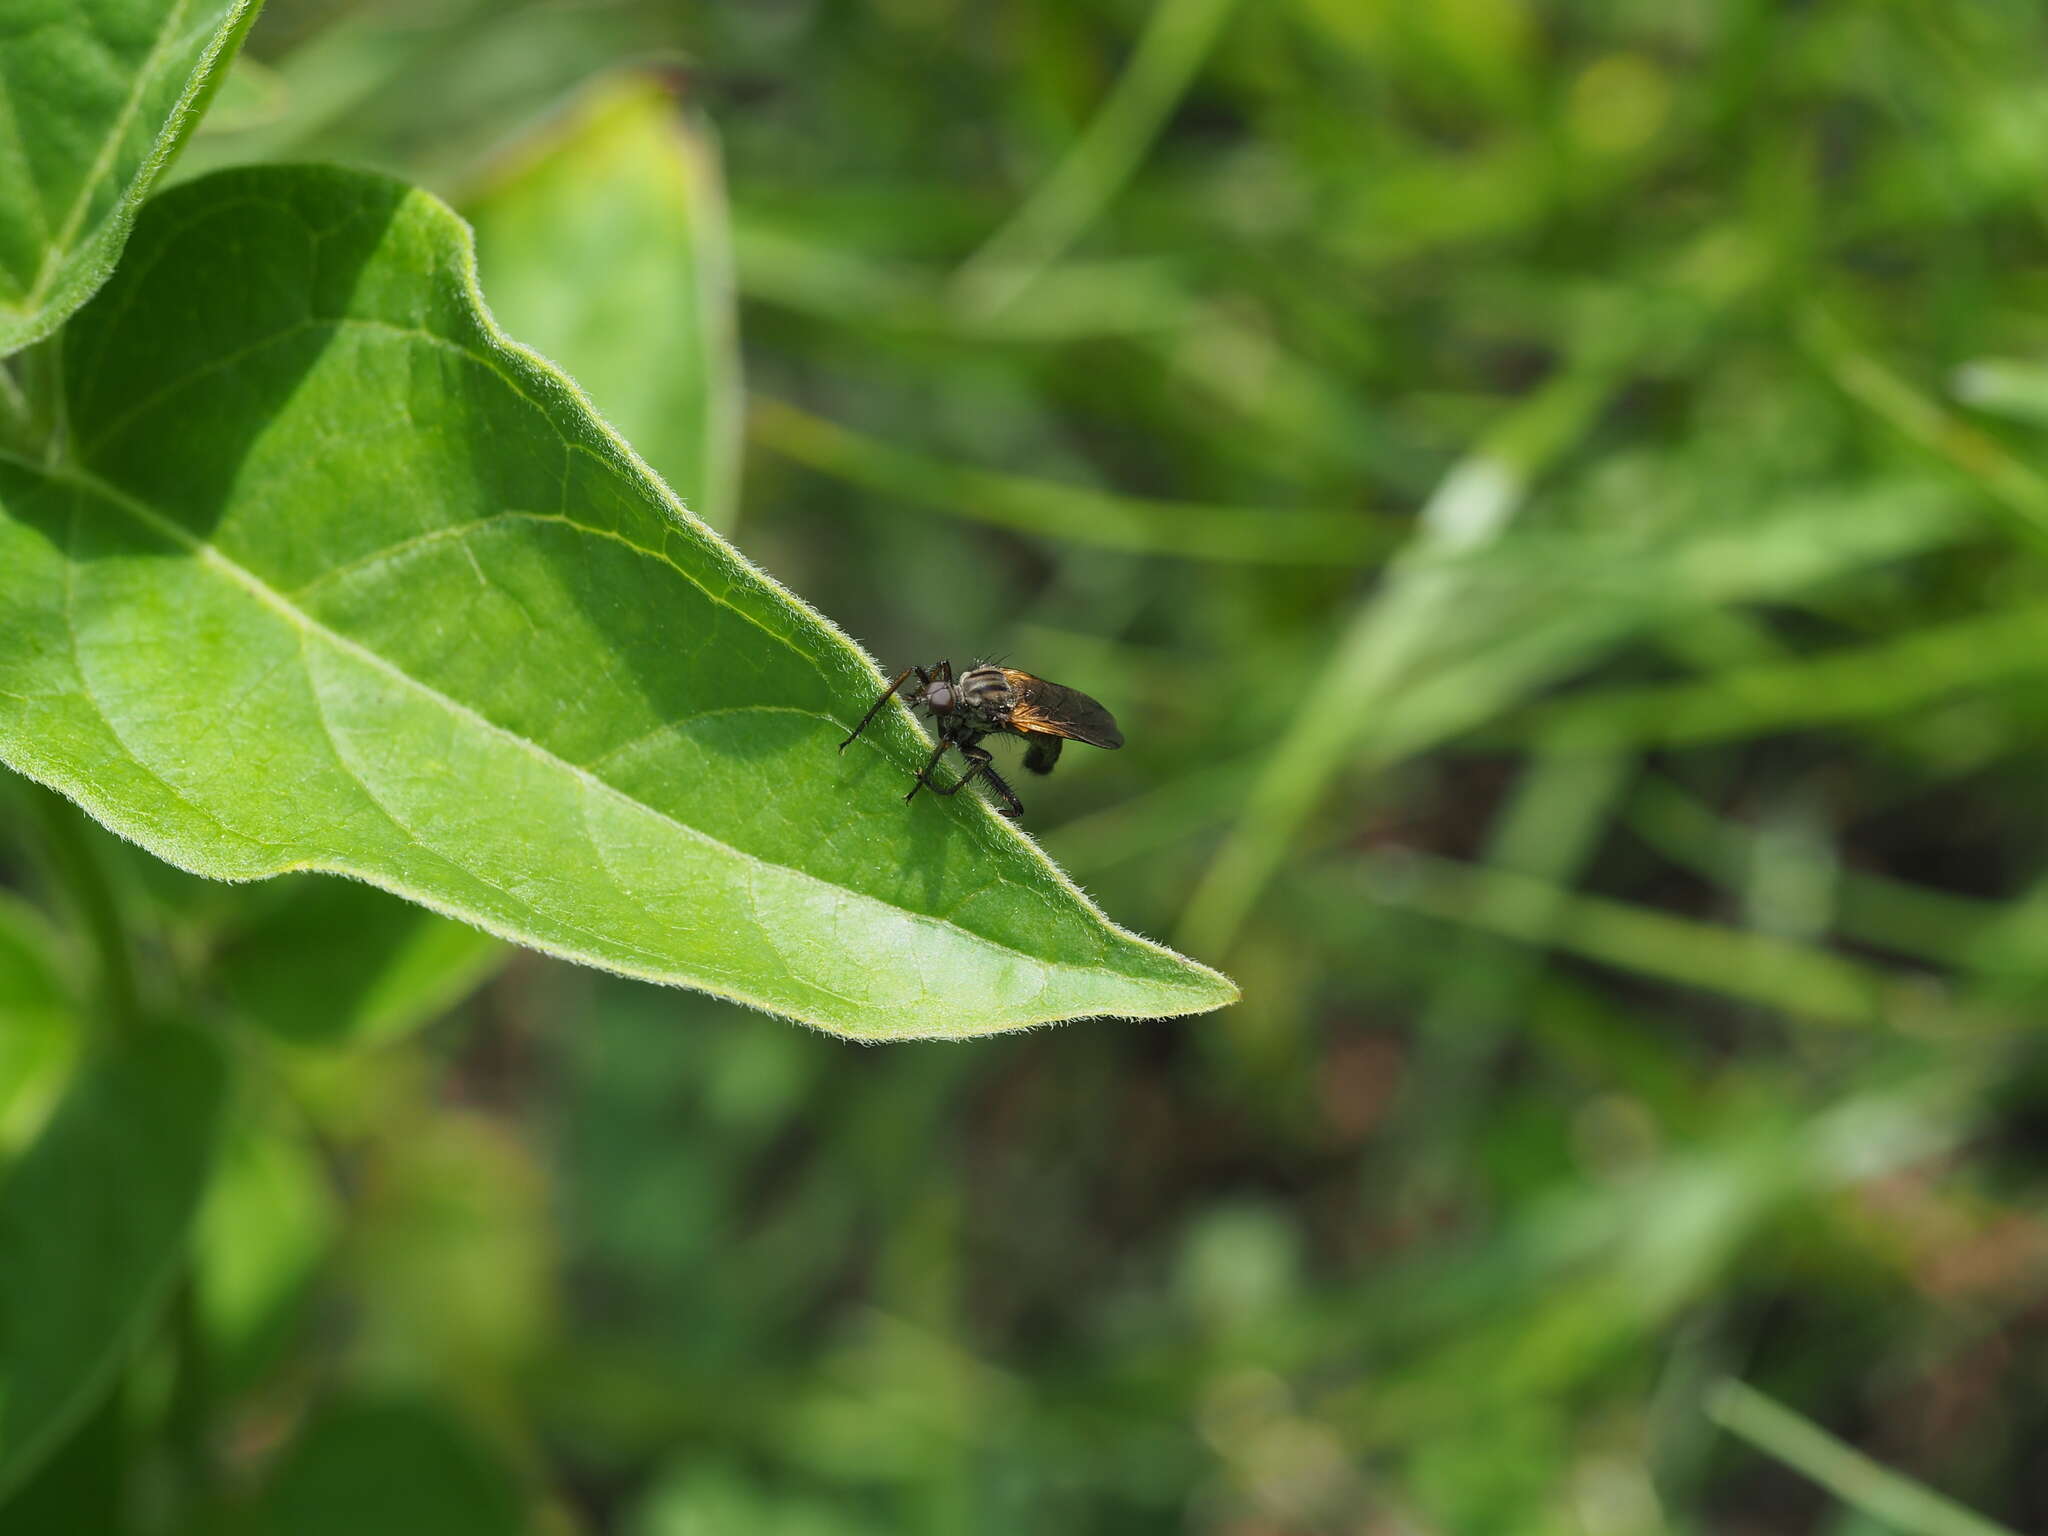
[36,457,1091,977]
[59,485,277,855]
[294,628,678,971]
[74,310,817,670]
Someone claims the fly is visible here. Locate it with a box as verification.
[838,660,1124,819]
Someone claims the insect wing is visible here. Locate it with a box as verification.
[1001,670,1124,749]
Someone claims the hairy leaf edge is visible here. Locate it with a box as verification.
[0,0,266,357]
[6,167,1238,1037]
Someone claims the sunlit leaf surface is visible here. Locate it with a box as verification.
[0,0,261,354]
[0,165,1233,1038]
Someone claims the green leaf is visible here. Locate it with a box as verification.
[0,164,1232,1038]
[249,1398,525,1536]
[0,1023,225,1500]
[468,71,742,531]
[0,0,262,355]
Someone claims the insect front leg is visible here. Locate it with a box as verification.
[903,738,953,804]
[840,667,918,752]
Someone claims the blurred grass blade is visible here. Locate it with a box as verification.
[0,165,1231,1038]
[1084,483,1962,911]
[738,226,1191,339]
[1708,1379,2019,1536]
[1626,775,1993,973]
[0,1023,225,1500]
[1178,354,1625,955]
[1394,741,1633,1157]
[1507,598,2048,748]
[1182,428,1971,953]
[750,396,1386,564]
[1347,487,1969,766]
[953,0,1241,315]
[468,72,742,531]
[1046,754,1258,877]
[1951,358,2048,427]
[1350,851,1891,1027]
[0,0,261,355]
[1802,307,2048,554]
[1631,774,2048,992]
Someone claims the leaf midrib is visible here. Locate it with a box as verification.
[22,453,1142,994]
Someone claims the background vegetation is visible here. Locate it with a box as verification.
[8,0,2048,1530]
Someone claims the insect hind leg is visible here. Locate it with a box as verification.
[977,761,1025,818]
[920,742,1023,818]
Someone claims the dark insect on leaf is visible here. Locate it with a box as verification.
[838,660,1122,819]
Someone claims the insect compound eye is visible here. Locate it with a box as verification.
[925,682,954,712]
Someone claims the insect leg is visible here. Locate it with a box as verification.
[903,738,953,804]
[924,743,1023,818]
[977,761,1025,819]
[839,667,916,751]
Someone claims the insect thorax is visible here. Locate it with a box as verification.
[959,666,1015,730]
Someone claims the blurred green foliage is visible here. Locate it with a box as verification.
[12,0,2048,1530]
